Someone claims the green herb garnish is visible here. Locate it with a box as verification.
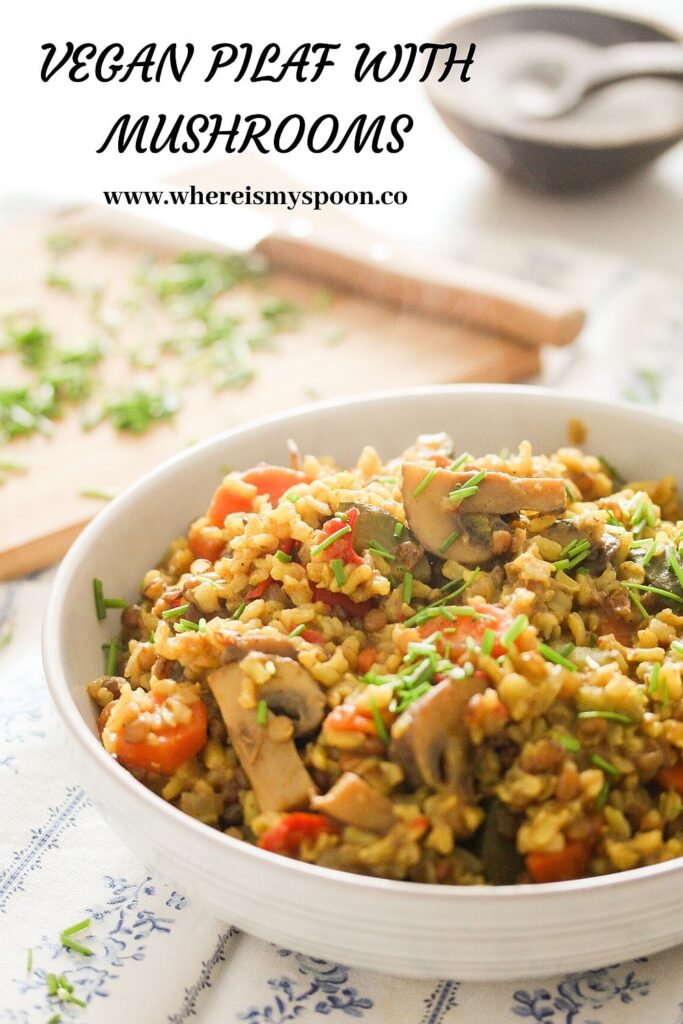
[174,618,200,633]
[448,469,487,506]
[577,710,633,724]
[411,467,438,497]
[79,488,114,501]
[60,917,93,957]
[501,614,528,650]
[438,529,460,554]
[93,578,106,620]
[162,603,190,620]
[596,780,610,812]
[275,549,292,563]
[311,524,351,557]
[623,582,683,606]
[289,624,305,638]
[105,637,118,676]
[368,539,395,561]
[368,697,389,744]
[393,522,404,539]
[556,733,581,753]
[403,571,413,606]
[256,699,268,725]
[448,452,471,472]
[537,643,576,671]
[331,559,346,587]
[591,753,620,777]
[232,602,246,620]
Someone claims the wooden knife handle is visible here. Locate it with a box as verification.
[258,224,585,347]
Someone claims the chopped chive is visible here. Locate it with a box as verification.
[46,1015,62,1024]
[106,637,118,675]
[556,733,581,753]
[149,630,156,644]
[553,558,570,572]
[256,699,268,725]
[56,975,73,994]
[662,675,670,715]
[331,559,346,587]
[448,452,471,472]
[668,548,683,590]
[623,582,683,606]
[393,521,404,539]
[598,455,626,487]
[162,603,190,619]
[26,948,33,973]
[61,917,91,937]
[649,662,661,695]
[577,710,633,724]
[79,488,114,501]
[596,780,610,812]
[641,539,658,567]
[336,512,348,521]
[591,753,620,777]
[411,467,438,497]
[93,578,106,620]
[629,591,648,619]
[311,524,351,557]
[605,510,622,528]
[561,538,590,558]
[481,628,495,656]
[289,624,305,638]
[368,539,396,561]
[60,936,93,956]
[174,618,200,632]
[232,602,246,620]
[103,597,127,609]
[403,571,413,606]
[671,640,683,657]
[448,469,487,506]
[47,973,59,996]
[275,549,292,563]
[438,529,460,554]
[537,643,576,671]
[368,697,389,744]
[501,614,528,650]
[286,492,300,504]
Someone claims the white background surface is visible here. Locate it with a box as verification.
[2,0,683,275]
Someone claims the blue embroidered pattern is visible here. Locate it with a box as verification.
[237,950,373,1021]
[0,786,88,913]
[511,961,652,1023]
[9,872,191,1019]
[168,927,239,1022]
[0,666,48,744]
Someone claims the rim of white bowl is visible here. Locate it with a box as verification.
[42,383,683,904]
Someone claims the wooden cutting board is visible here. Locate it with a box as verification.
[0,158,540,580]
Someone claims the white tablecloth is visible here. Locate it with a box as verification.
[3,237,683,1022]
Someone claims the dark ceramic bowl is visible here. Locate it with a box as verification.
[426,4,683,192]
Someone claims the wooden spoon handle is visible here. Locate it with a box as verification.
[258,224,585,347]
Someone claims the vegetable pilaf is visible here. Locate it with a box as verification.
[87,433,683,885]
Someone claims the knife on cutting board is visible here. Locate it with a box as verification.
[92,185,585,348]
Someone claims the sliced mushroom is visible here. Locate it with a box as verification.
[338,501,431,582]
[221,630,297,663]
[402,463,566,564]
[312,772,395,833]
[258,657,325,738]
[208,658,324,812]
[389,676,485,799]
[630,542,683,609]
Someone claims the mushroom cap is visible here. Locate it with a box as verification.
[221,630,298,662]
[402,463,566,564]
[390,677,485,798]
[258,656,325,737]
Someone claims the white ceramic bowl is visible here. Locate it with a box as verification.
[43,385,683,980]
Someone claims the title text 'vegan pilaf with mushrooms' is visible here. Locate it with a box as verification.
[88,433,683,884]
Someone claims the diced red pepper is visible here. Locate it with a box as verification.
[258,812,340,856]
[316,507,363,565]
[656,764,683,795]
[324,702,377,736]
[526,839,594,883]
[245,580,270,600]
[301,628,327,645]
